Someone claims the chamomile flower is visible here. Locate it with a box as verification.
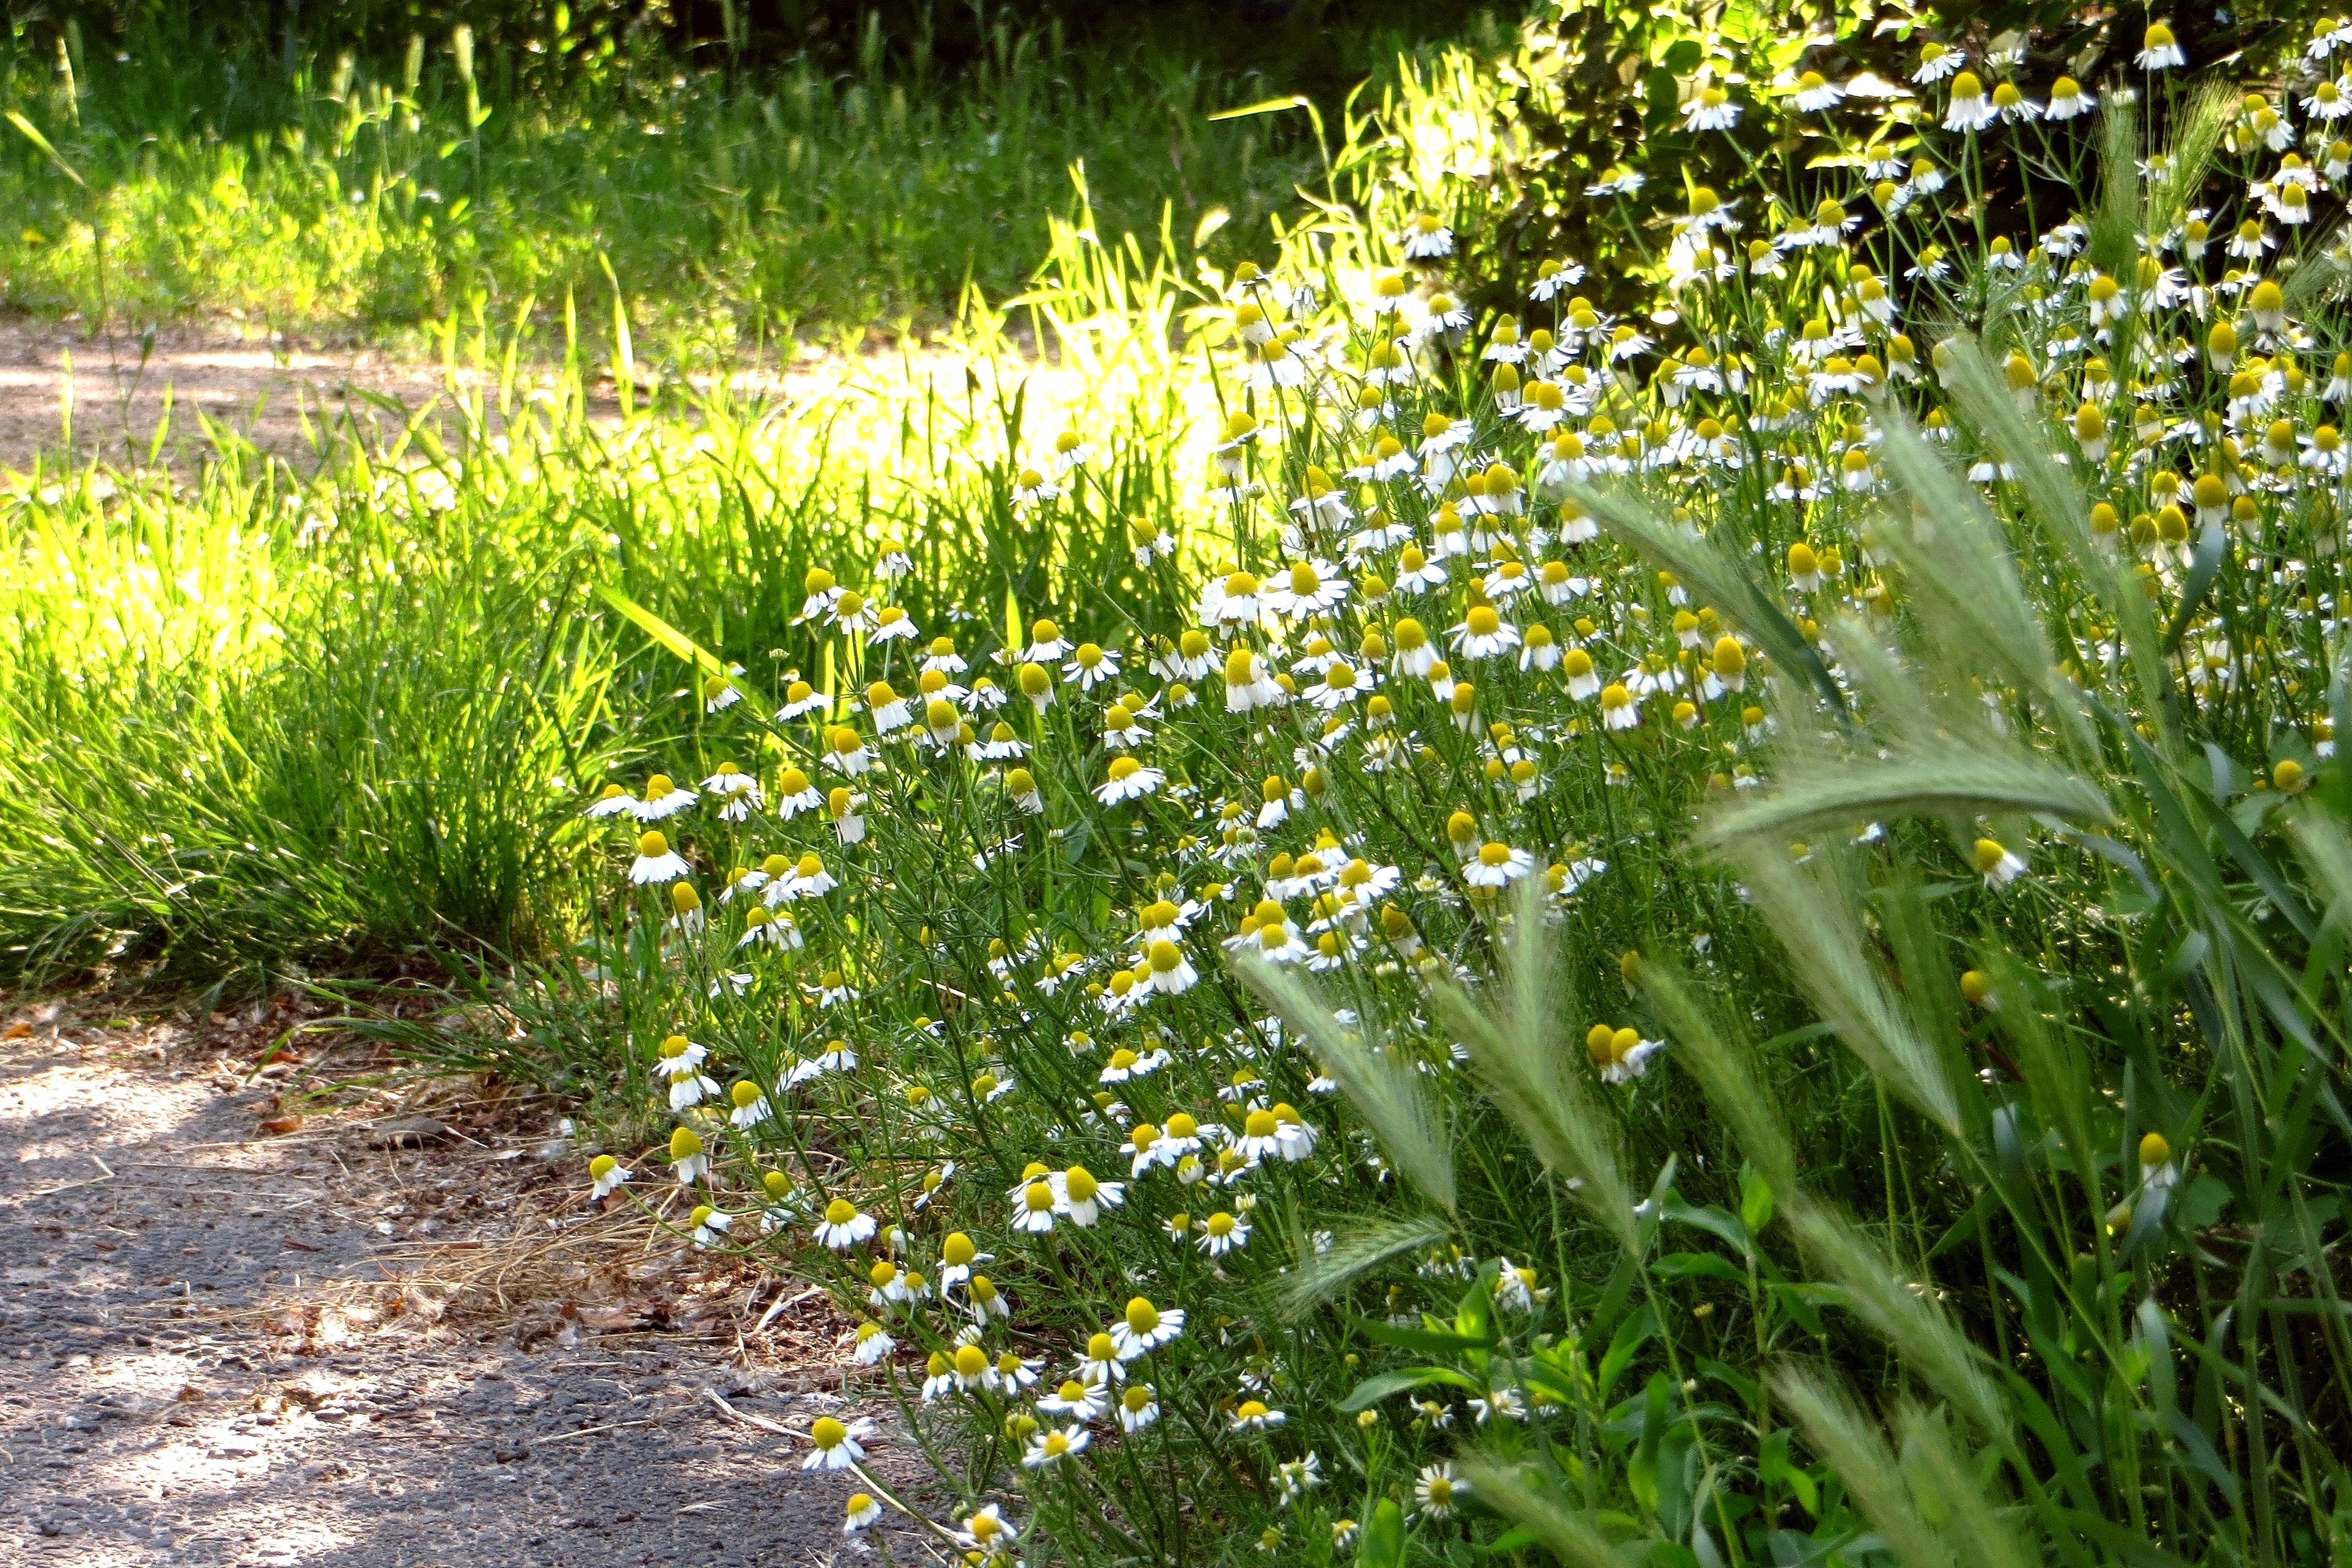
[630,774,697,821]
[698,762,762,820]
[1587,1023,1664,1083]
[1415,1462,1467,1520]
[1991,80,2040,122]
[629,831,690,885]
[1077,1331,1126,1387]
[1974,836,2028,886]
[726,1078,773,1128]
[803,1415,874,1471]
[824,725,874,776]
[1561,647,1601,700]
[1012,467,1060,509]
[1005,767,1044,814]
[969,1274,1013,1322]
[957,1504,1019,1553]
[1039,1378,1108,1420]
[814,1197,878,1250]
[772,852,837,900]
[1261,559,1350,620]
[1450,605,1521,660]
[1789,70,1845,112]
[1064,642,1121,690]
[1023,1424,1089,1469]
[1012,1178,1060,1233]
[2047,75,2095,119]
[668,1125,709,1185]
[1110,1295,1184,1359]
[1198,1209,1250,1255]
[1599,682,1641,730]
[1401,213,1454,259]
[1944,70,1997,131]
[828,587,879,635]
[583,782,636,818]
[1465,841,1536,888]
[1914,41,1963,83]
[1223,649,1287,713]
[1117,1383,1161,1432]
[689,1205,732,1248]
[2137,21,2186,70]
[587,1154,631,1199]
[1096,757,1166,805]
[1231,1399,1286,1433]
[795,567,841,621]
[1144,938,1199,993]
[1056,1165,1124,1226]
[1684,84,1740,131]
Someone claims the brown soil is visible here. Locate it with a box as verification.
[0,996,938,1566]
[0,320,499,475]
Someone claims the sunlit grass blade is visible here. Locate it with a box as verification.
[1430,877,1637,1254]
[1723,847,1964,1137]
[1768,1366,1952,1568]
[1635,959,1796,1199]
[1453,1456,1628,1568]
[1699,748,2112,850]
[1275,1212,1454,1319]
[1785,1194,2007,1435]
[1237,953,1458,1216]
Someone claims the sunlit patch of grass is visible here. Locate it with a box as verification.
[0,216,1223,982]
[0,20,1329,352]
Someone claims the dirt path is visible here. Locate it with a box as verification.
[0,320,485,475]
[0,317,1042,477]
[0,1000,934,1566]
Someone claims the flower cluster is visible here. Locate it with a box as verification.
[563,22,2346,1564]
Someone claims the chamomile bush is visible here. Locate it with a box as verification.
[572,17,2352,1567]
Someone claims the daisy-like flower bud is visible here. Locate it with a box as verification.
[588,1154,630,1199]
[1973,837,2027,886]
[2137,21,2185,69]
[1018,661,1055,712]
[669,1125,709,1185]
[1004,767,1042,814]
[629,831,690,885]
[1944,70,1996,132]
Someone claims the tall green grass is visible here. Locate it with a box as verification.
[0,12,1370,349]
[0,215,1213,982]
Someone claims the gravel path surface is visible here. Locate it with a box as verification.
[0,1003,934,1567]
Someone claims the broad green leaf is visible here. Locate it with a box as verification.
[1336,1366,1483,1412]
[1355,1498,1406,1568]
